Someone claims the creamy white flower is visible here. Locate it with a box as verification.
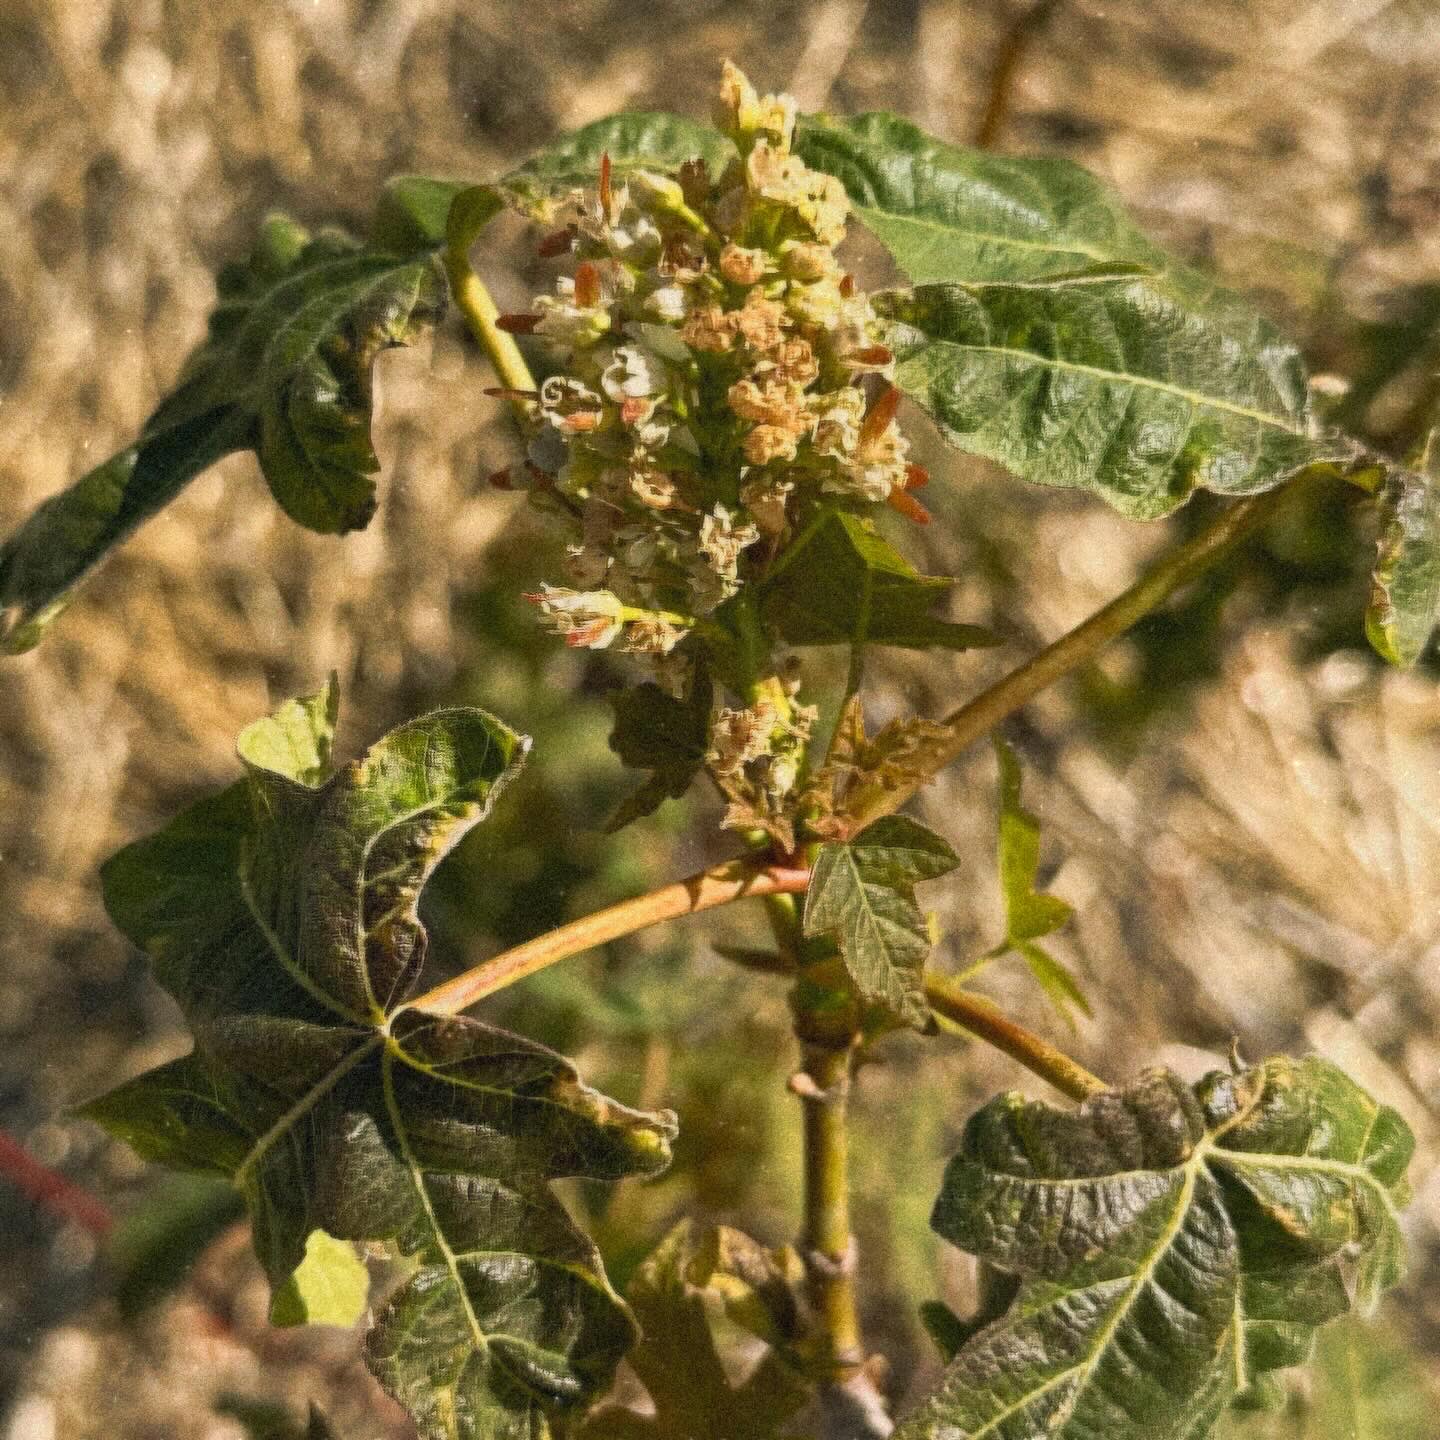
[644,284,689,322]
[624,614,687,655]
[538,376,605,433]
[709,701,777,776]
[535,276,612,348]
[525,585,626,649]
[811,390,865,460]
[601,345,666,402]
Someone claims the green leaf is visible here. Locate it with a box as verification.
[759,509,997,650]
[445,184,507,254]
[373,175,477,255]
[794,112,1172,286]
[83,682,676,1440]
[0,218,446,653]
[1366,437,1440,667]
[803,815,959,1028]
[877,278,1372,522]
[794,112,1385,522]
[215,1398,340,1440]
[605,668,713,830]
[579,1221,812,1440]
[269,1228,369,1329]
[919,1300,970,1363]
[504,112,735,215]
[107,1173,246,1319]
[899,1056,1414,1440]
[987,739,1087,1024]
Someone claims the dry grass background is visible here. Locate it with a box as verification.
[2,0,1440,1434]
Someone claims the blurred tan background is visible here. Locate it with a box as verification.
[2,0,1440,1435]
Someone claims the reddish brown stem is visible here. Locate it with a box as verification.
[404,859,812,1018]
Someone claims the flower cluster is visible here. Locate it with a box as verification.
[506,63,926,660]
[501,63,926,825]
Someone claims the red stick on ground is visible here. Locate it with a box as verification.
[0,1128,113,1237]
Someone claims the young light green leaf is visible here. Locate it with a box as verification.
[803,815,959,1028]
[1366,437,1440,667]
[83,682,676,1440]
[899,1056,1414,1440]
[372,176,477,255]
[759,509,997,651]
[987,739,1087,1024]
[793,112,1172,286]
[0,219,445,653]
[878,278,1372,522]
[579,1220,812,1440]
[504,112,735,216]
[269,1228,369,1329]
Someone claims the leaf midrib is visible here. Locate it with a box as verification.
[379,1045,613,1429]
[219,254,425,410]
[239,861,371,1026]
[821,846,916,996]
[382,1044,488,1359]
[896,332,1307,435]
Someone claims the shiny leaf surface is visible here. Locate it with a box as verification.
[794,112,1171,286]
[899,1057,1413,1440]
[878,278,1370,522]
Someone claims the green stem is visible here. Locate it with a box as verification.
[443,245,538,416]
[924,974,1107,1102]
[402,859,810,1018]
[842,483,1303,831]
[798,1041,865,1373]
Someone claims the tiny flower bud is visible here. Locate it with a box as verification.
[887,488,932,525]
[628,169,688,213]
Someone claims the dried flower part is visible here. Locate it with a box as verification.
[709,701,778,777]
[719,243,769,285]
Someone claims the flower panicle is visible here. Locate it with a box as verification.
[505,63,926,831]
